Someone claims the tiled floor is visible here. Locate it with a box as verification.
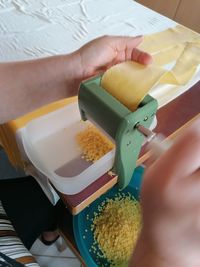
[30,237,82,267]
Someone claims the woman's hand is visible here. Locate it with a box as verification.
[75,35,152,79]
[0,35,152,123]
[130,119,200,267]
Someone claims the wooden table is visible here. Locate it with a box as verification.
[58,81,200,265]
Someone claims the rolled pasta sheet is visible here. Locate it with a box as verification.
[101,26,200,112]
[101,61,166,111]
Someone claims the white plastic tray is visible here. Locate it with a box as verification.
[20,102,115,195]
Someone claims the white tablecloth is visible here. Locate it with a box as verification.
[0,0,176,61]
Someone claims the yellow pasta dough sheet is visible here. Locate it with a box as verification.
[152,44,185,66]
[101,25,200,111]
[101,61,166,111]
[139,24,200,54]
[161,42,200,85]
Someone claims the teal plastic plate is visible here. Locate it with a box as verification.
[73,166,144,267]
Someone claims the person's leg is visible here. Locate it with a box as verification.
[0,176,64,249]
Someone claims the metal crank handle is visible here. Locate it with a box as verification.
[136,124,172,158]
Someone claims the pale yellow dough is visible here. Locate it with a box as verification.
[139,24,200,54]
[161,42,200,85]
[101,61,166,111]
[101,26,200,111]
[152,44,185,66]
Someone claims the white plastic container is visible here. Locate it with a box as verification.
[19,102,115,195]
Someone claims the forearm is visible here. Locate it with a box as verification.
[0,52,82,123]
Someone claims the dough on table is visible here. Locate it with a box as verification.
[139,24,199,54]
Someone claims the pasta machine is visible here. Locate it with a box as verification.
[78,75,158,189]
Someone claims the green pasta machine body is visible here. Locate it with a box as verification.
[78,75,158,189]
